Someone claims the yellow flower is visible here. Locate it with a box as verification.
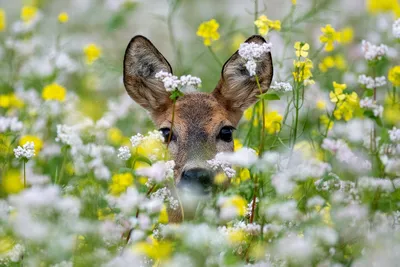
[21,5,38,23]
[159,204,169,224]
[329,82,347,103]
[319,24,340,52]
[254,15,281,36]
[227,229,247,244]
[234,138,243,151]
[264,111,283,134]
[367,0,400,15]
[84,43,102,65]
[136,137,167,161]
[333,91,359,122]
[132,236,173,261]
[107,128,123,145]
[316,100,327,110]
[221,195,247,217]
[97,207,114,221]
[338,27,353,44]
[109,172,134,196]
[294,42,310,58]
[0,236,14,254]
[20,135,43,153]
[58,12,69,23]
[388,65,400,86]
[320,114,334,130]
[42,83,67,102]
[292,0,297,4]
[214,172,228,185]
[196,19,220,46]
[0,94,24,109]
[0,9,6,32]
[293,58,314,84]
[334,54,347,70]
[2,170,23,194]
[231,168,250,185]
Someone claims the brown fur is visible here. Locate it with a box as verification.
[123,35,273,222]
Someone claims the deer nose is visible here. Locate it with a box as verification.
[179,168,213,192]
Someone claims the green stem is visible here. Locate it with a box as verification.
[167,100,176,148]
[254,0,259,34]
[393,86,397,105]
[23,160,26,188]
[207,46,223,67]
[324,103,337,137]
[255,75,265,155]
[291,81,301,151]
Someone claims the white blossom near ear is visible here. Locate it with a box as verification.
[14,141,35,159]
[117,146,131,160]
[359,97,384,117]
[270,81,293,92]
[0,116,23,132]
[389,127,400,143]
[214,147,258,167]
[358,75,386,89]
[155,71,202,92]
[238,41,272,76]
[136,160,175,183]
[393,18,400,39]
[151,187,179,210]
[361,40,388,61]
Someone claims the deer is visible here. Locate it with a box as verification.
[123,35,273,222]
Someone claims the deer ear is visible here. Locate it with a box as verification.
[123,35,173,114]
[212,35,273,120]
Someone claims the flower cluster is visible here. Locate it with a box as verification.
[196,19,220,46]
[329,82,359,121]
[155,71,202,92]
[361,40,388,61]
[254,15,281,36]
[14,141,35,159]
[358,74,387,89]
[393,18,400,38]
[238,41,272,76]
[360,97,383,117]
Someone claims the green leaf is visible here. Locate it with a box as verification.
[134,156,152,166]
[363,110,383,127]
[258,93,280,100]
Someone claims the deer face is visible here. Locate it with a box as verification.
[123,35,273,194]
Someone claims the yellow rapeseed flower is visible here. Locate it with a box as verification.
[264,111,283,134]
[42,83,67,102]
[329,82,347,103]
[388,65,400,86]
[0,9,6,32]
[316,100,327,110]
[294,42,310,58]
[254,15,281,36]
[19,135,43,153]
[109,172,134,196]
[338,27,354,44]
[214,172,228,185]
[132,236,173,261]
[196,19,220,46]
[221,195,247,217]
[320,114,334,130]
[0,94,24,109]
[2,170,23,194]
[293,58,314,84]
[234,138,243,151]
[107,128,123,145]
[58,12,69,23]
[319,55,347,73]
[21,5,38,23]
[227,229,247,244]
[84,43,102,65]
[292,0,297,4]
[319,24,340,52]
[159,204,169,224]
[367,0,400,16]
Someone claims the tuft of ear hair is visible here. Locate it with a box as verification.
[212,35,273,123]
[123,35,173,114]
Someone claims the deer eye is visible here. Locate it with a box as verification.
[160,128,176,142]
[218,126,234,142]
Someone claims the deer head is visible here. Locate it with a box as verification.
[123,35,273,197]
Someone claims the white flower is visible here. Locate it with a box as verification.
[270,81,293,92]
[0,116,23,132]
[136,160,175,183]
[129,133,144,147]
[393,18,400,39]
[358,75,386,89]
[107,187,143,214]
[359,97,383,117]
[389,127,400,143]
[14,141,35,159]
[55,124,83,147]
[151,187,179,210]
[155,71,202,92]
[266,200,298,221]
[207,157,236,178]
[361,40,388,61]
[214,147,258,167]
[358,176,394,192]
[117,146,131,160]
[238,41,272,76]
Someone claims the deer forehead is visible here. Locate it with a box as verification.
[155,93,232,136]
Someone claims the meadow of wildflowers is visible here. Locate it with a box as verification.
[1,0,400,266]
